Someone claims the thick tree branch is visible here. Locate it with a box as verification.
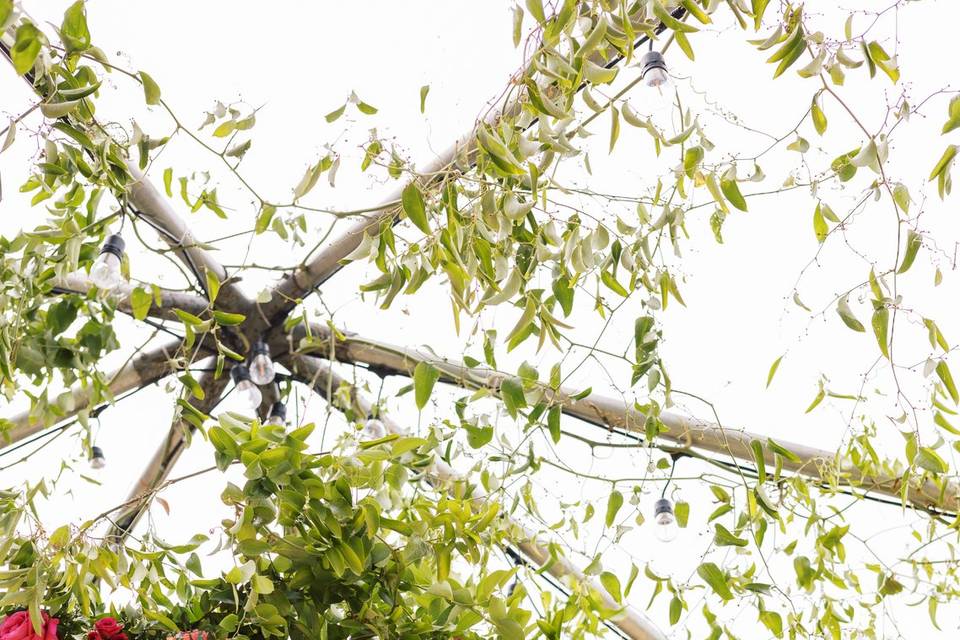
[107,366,228,540]
[1,338,183,446]
[284,353,666,640]
[288,325,960,515]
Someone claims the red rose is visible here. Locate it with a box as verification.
[92,618,123,640]
[0,611,58,640]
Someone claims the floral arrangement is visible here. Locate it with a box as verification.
[0,611,58,640]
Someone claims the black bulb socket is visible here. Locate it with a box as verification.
[99,234,126,259]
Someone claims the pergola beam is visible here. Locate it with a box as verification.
[52,273,210,321]
[259,10,683,326]
[288,325,960,514]
[108,366,228,540]
[1,338,183,446]
[1,21,251,317]
[283,353,666,640]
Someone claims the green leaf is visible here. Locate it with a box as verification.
[356,100,378,115]
[936,360,959,404]
[139,71,161,105]
[163,168,173,197]
[697,562,733,601]
[413,361,440,410]
[61,1,91,52]
[601,269,628,297]
[500,377,526,418]
[402,183,430,234]
[766,355,783,388]
[893,183,911,214]
[599,571,622,604]
[811,97,828,135]
[605,490,623,527]
[928,145,957,181]
[325,103,346,123]
[547,405,561,443]
[837,297,865,332]
[11,23,42,76]
[896,230,921,274]
[40,100,81,119]
[683,146,704,177]
[714,523,749,547]
[0,0,12,29]
[143,610,180,633]
[720,178,748,211]
[805,383,825,413]
[130,287,152,321]
[205,269,221,303]
[751,439,767,484]
[674,501,689,528]
[212,310,245,326]
[916,447,948,474]
[759,611,783,638]
[812,203,828,243]
[872,305,889,359]
[669,597,682,625]
[419,85,430,113]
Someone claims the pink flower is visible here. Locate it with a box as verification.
[89,618,124,640]
[0,611,58,640]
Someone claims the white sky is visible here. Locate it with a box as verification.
[2,1,960,637]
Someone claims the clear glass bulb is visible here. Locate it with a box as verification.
[90,252,123,290]
[361,418,387,440]
[236,379,262,409]
[644,68,670,89]
[248,353,275,385]
[654,501,679,542]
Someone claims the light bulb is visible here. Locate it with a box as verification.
[90,446,106,470]
[361,418,387,440]
[653,498,678,542]
[90,234,125,290]
[266,401,286,427]
[639,51,670,89]
[231,365,262,410]
[248,340,275,386]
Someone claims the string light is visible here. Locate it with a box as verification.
[90,234,125,290]
[248,339,276,386]
[639,50,669,89]
[266,401,286,427]
[230,364,262,410]
[653,498,678,542]
[90,445,106,469]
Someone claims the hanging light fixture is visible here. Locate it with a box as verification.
[231,364,262,409]
[361,418,387,440]
[90,234,125,290]
[248,339,276,386]
[653,498,679,542]
[266,401,286,427]
[639,50,670,89]
[90,445,106,469]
